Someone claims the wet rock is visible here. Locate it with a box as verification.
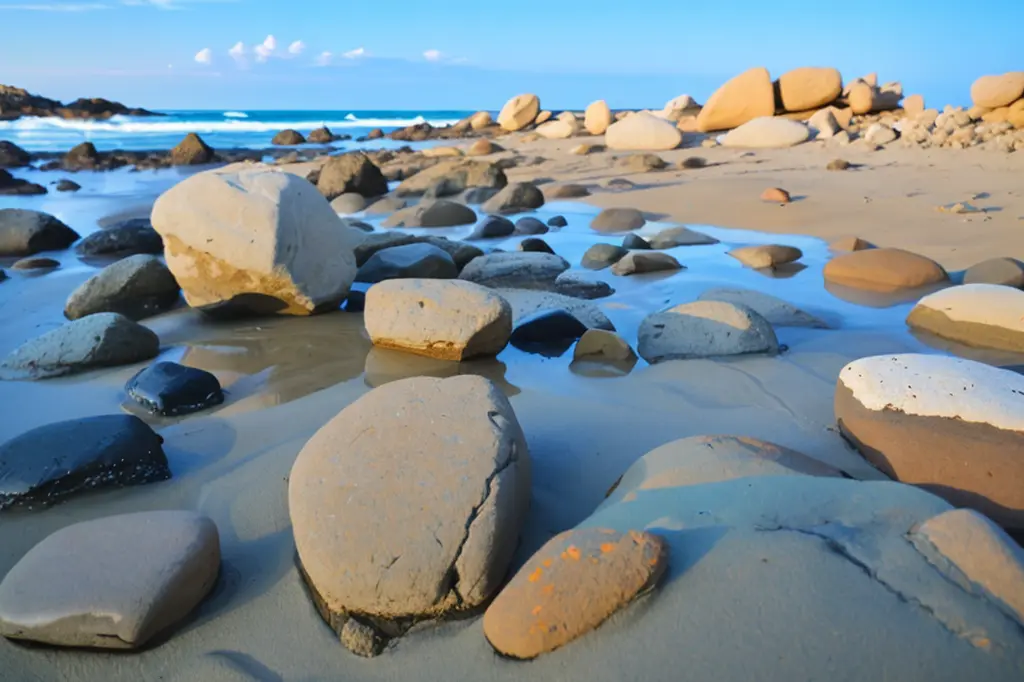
[547,215,568,228]
[498,94,541,131]
[307,126,334,143]
[459,251,569,289]
[354,232,481,269]
[836,354,1024,529]
[64,255,179,321]
[964,257,1024,288]
[0,510,218,647]
[622,234,651,250]
[696,67,775,132]
[582,243,629,269]
[461,186,501,205]
[125,361,224,416]
[55,178,81,192]
[469,215,515,239]
[638,301,778,362]
[75,218,162,257]
[330,193,367,214]
[383,200,477,228]
[364,195,407,215]
[605,112,682,151]
[365,279,511,360]
[907,284,1024,352]
[497,288,614,331]
[518,238,554,254]
[272,129,305,146]
[826,158,852,171]
[0,140,30,168]
[777,67,842,112]
[824,248,948,292]
[513,217,548,235]
[573,329,637,364]
[356,243,458,284]
[289,375,530,650]
[591,208,645,233]
[760,187,792,203]
[483,528,667,659]
[481,182,545,215]
[0,313,159,380]
[152,170,362,315]
[543,184,590,200]
[727,244,802,269]
[395,160,507,197]
[0,208,79,257]
[169,133,214,166]
[721,118,811,148]
[0,415,169,511]
[584,99,612,135]
[0,170,46,196]
[64,142,101,170]
[611,251,683,276]
[340,618,386,658]
[698,287,828,328]
[510,309,588,356]
[647,226,718,248]
[552,272,613,299]
[317,152,389,200]
[616,153,667,172]
[11,257,59,271]
[829,235,874,251]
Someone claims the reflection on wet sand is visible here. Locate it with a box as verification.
[363,346,520,396]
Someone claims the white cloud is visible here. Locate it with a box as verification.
[423,49,441,61]
[194,47,212,64]
[288,40,305,55]
[342,47,366,59]
[228,41,247,66]
[254,34,276,62]
[315,51,333,67]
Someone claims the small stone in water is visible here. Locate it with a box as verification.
[125,362,224,417]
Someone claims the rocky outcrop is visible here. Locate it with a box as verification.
[0,84,160,120]
[169,133,215,166]
[395,160,507,197]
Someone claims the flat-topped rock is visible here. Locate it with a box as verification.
[611,252,683,276]
[0,209,79,257]
[356,243,458,283]
[698,287,828,328]
[638,301,778,363]
[459,251,569,289]
[727,245,802,269]
[604,112,682,151]
[721,117,811,148]
[777,67,842,112]
[696,67,775,132]
[64,255,180,321]
[836,354,1024,529]
[907,284,1024,352]
[647,226,719,248]
[824,248,948,292]
[395,160,507,197]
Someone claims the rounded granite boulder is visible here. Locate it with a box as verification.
[824,248,948,292]
[498,94,541,132]
[638,301,778,363]
[696,67,775,132]
[604,112,682,151]
[777,67,843,112]
[907,284,1024,352]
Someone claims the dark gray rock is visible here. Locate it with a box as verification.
[356,243,458,283]
[0,209,79,257]
[547,215,568,228]
[582,243,629,269]
[459,252,569,289]
[125,362,224,416]
[11,257,59,271]
[622,234,651,250]
[272,129,306,146]
[55,179,81,192]
[681,156,707,169]
[469,215,515,239]
[553,272,614,299]
[481,182,545,215]
[647,226,719,249]
[317,152,389,200]
[611,251,684,276]
[638,301,779,363]
[0,170,46,196]
[510,309,589,357]
[462,187,501,205]
[0,415,169,510]
[65,255,179,321]
[591,208,645,233]
[382,200,476,228]
[513,217,548,235]
[518,238,554,254]
[344,290,365,312]
[75,218,162,257]
[0,141,30,168]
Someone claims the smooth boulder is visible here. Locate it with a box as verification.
[963,258,1024,288]
[169,133,214,166]
[272,129,305,146]
[824,248,948,292]
[696,67,775,132]
[584,100,613,135]
[125,361,224,416]
[777,67,842,112]
[647,226,719,248]
[509,309,588,357]
[638,301,779,362]
[721,117,811,148]
[395,160,507,197]
[356,243,458,283]
[698,287,828,328]
[75,218,162,257]
[582,244,629,270]
[382,200,477,228]
[591,208,645,233]
[604,112,682,151]
[906,284,1024,352]
[317,152,389,200]
[459,252,569,289]
[971,72,1024,109]
[727,245,802,269]
[498,94,541,132]
[611,252,683,276]
[64,255,180,321]
[481,182,545,215]
[0,209,79,257]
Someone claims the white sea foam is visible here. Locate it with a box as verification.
[0,115,456,134]
[223,111,249,119]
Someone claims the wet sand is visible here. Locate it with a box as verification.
[2,142,1024,680]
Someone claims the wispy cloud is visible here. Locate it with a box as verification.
[253,34,275,62]
[228,41,247,67]
[315,51,333,67]
[288,40,305,56]
[343,47,366,59]
[423,49,441,62]
[194,47,212,64]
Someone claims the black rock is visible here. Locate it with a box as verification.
[622,234,652,250]
[355,243,458,284]
[0,169,46,196]
[126,362,224,416]
[518,238,555,254]
[510,309,589,358]
[513,217,548,235]
[75,218,163,257]
[55,179,81,192]
[468,215,515,239]
[582,243,629,269]
[0,140,31,168]
[547,215,568,228]
[344,290,365,312]
[0,415,169,510]
[462,187,501,205]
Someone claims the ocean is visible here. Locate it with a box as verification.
[0,109,474,153]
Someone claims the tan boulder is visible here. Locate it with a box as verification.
[605,112,682,151]
[906,283,1024,352]
[498,94,541,132]
[823,248,947,292]
[676,115,699,132]
[1009,99,1024,128]
[984,106,1011,123]
[727,244,802,269]
[829,236,875,252]
[848,82,901,115]
[971,72,1024,109]
[534,110,552,125]
[470,111,492,131]
[584,100,613,135]
[422,146,463,158]
[808,108,841,138]
[777,67,842,112]
[903,94,925,116]
[466,139,501,156]
[536,118,577,139]
[696,67,775,132]
[721,117,810,148]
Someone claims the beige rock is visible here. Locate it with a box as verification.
[982,107,1010,124]
[604,112,682,151]
[422,146,463,158]
[829,235,875,251]
[534,110,552,125]
[903,94,925,116]
[777,67,842,112]
[1009,99,1024,128]
[697,287,828,328]
[151,170,362,315]
[824,248,947,292]
[571,143,596,155]
[760,187,791,203]
[906,283,1024,352]
[498,94,541,132]
[808,108,841,138]
[696,67,775,132]
[467,139,501,156]
[720,117,810,148]
[662,94,698,115]
[584,100,613,135]
[536,119,577,140]
[470,111,492,131]
[971,72,1024,109]
[848,82,901,115]
[638,301,778,362]
[727,244,802,269]
[676,115,699,132]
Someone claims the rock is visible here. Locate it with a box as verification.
[75,218,162,257]
[383,200,477,228]
[543,184,590,200]
[365,279,511,360]
[847,82,901,115]
[307,126,334,143]
[611,252,683,276]
[498,94,541,132]
[367,128,384,140]
[903,94,925,116]
[509,309,589,356]
[0,414,169,510]
[152,170,361,315]
[647,226,719,248]
[971,73,1024,109]
[64,142,100,170]
[289,375,531,642]
[340,618,385,657]
[0,141,30,168]
[906,284,1024,352]
[909,509,1024,626]
[483,528,667,659]
[0,208,79,257]
[547,215,568,228]
[584,100,613,135]
[826,158,852,171]
[829,236,874,251]
[552,272,613,299]
[364,195,407,215]
[513,217,548,235]
[777,67,842,112]
[343,290,365,312]
[534,111,552,125]
[698,287,828,328]
[395,160,507,197]
[330,193,367,214]
[459,252,569,289]
[497,289,614,331]
[356,243,458,284]
[591,208,645,233]
[462,187,501,205]
[481,182,544,215]
[0,313,159,380]
[865,123,898,145]
[824,248,948,292]
[721,117,811,148]
[517,238,553,254]
[11,257,59,271]
[573,329,637,364]
[582,244,629,269]
[964,258,1024,288]
[125,361,224,416]
[605,112,682,151]
[835,354,1024,528]
[272,129,305,145]
[169,133,214,166]
[537,119,576,139]
[617,153,667,172]
[808,108,842,138]
[64,255,179,321]
[638,301,778,362]
[317,152,389,200]
[0,170,46,196]
[621,234,651,250]
[727,244,802,269]
[354,232,481,269]
[0,510,218,647]
[760,187,792,203]
[469,215,515,239]
[340,217,373,233]
[696,67,775,132]
[467,139,501,156]
[422,147,464,159]
[470,111,493,131]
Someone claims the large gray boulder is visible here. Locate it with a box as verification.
[698,287,829,328]
[638,301,779,362]
[75,218,162,257]
[381,200,477,228]
[64,255,180,321]
[459,252,570,289]
[481,182,545,215]
[355,243,458,284]
[0,209,79,257]
[316,152,388,200]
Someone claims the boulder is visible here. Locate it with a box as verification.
[458,252,569,289]
[364,279,512,360]
[826,158,852,171]
[964,258,1024,288]
[382,199,477,228]
[721,117,811,148]
[307,126,334,143]
[662,94,699,117]
[903,94,925,116]
[11,257,59,271]
[125,361,224,416]
[395,160,507,197]
[829,235,874,251]
[584,100,613,135]
[543,183,590,200]
[75,218,162,257]
[836,354,1024,528]
[272,129,305,145]
[355,233,482,270]
[0,208,79,257]
[534,111,552,125]
[0,511,218,648]
[622,234,651,250]
[64,255,179,321]
[551,272,613,299]
[647,226,719,248]
[0,415,169,510]
[496,288,614,331]
[498,94,541,132]
[605,112,682,151]
[467,139,500,156]
[727,244,802,269]
[971,73,1024,109]
[776,67,842,112]
[824,248,948,292]
[509,309,588,356]
[906,283,1024,352]
[0,170,46,196]
[483,528,667,659]
[356,243,458,284]
[461,187,501,204]
[536,119,576,139]
[364,195,407,215]
[64,142,100,170]
[573,329,637,364]
[330,193,367,214]
[169,133,214,166]
[470,111,493,131]
[760,187,791,203]
[517,238,553,254]
[481,182,545,215]
[696,67,775,132]
[422,146,464,159]
[583,244,629,270]
[698,287,828,328]
[638,301,778,362]
[611,252,683,276]
[547,215,568,228]
[513,217,548,235]
[847,82,901,115]
[468,215,515,239]
[591,207,645,233]
[865,123,898,145]
[289,375,531,648]
[0,140,30,168]
[808,108,841,138]
[0,313,159,380]
[317,152,389,200]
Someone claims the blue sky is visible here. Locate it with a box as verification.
[0,0,1020,111]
